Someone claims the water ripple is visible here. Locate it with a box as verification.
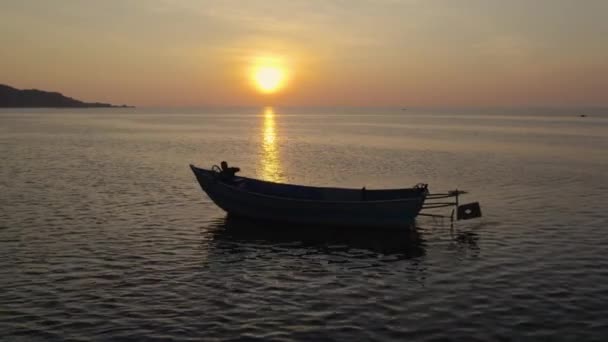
[2,110,608,340]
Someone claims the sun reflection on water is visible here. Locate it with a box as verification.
[260,107,285,182]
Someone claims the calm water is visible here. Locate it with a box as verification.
[1,108,608,341]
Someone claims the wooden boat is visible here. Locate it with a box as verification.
[190,164,431,228]
[190,162,480,228]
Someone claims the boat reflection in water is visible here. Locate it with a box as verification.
[208,215,426,258]
[260,107,285,183]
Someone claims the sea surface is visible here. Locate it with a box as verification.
[1,107,608,341]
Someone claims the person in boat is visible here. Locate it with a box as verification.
[219,161,240,181]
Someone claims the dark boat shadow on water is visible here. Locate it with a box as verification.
[205,215,426,259]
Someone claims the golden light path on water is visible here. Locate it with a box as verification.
[260,107,285,182]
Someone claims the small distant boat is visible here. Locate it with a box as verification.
[190,162,480,229]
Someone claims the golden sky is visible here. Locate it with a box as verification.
[1,0,607,107]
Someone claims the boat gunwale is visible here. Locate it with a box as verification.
[191,165,427,205]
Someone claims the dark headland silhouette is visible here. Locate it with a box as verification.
[0,84,133,108]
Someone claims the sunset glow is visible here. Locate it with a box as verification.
[1,1,607,107]
[260,107,284,182]
[252,66,285,94]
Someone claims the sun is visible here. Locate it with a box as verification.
[251,65,286,94]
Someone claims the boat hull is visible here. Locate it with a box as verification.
[190,165,426,229]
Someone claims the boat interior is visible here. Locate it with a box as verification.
[226,175,426,202]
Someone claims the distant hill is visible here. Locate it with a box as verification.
[0,84,133,108]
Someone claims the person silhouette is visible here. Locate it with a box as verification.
[220,161,240,179]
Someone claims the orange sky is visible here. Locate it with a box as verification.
[1,0,607,107]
